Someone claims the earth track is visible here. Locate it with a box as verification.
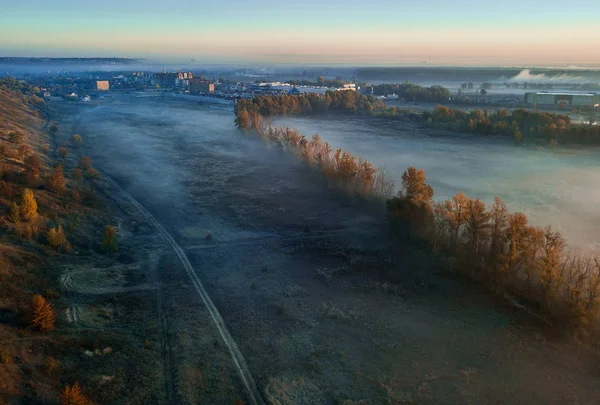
[98,171,265,405]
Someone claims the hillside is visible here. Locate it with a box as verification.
[0,82,157,404]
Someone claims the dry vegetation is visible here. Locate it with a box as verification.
[0,82,117,403]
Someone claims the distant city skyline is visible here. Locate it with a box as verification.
[1,0,599,66]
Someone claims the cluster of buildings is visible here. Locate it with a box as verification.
[152,71,194,88]
[524,92,600,108]
[33,68,362,104]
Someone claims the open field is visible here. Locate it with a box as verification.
[50,96,600,404]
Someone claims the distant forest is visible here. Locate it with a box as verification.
[0,57,141,64]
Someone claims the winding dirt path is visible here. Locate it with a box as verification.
[99,171,265,405]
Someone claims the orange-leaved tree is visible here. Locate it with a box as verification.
[31,294,55,331]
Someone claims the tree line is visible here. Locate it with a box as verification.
[236,111,395,199]
[235,90,390,119]
[388,168,600,339]
[370,82,451,102]
[426,105,600,146]
[235,83,452,121]
[285,76,349,88]
[235,87,600,147]
[234,108,600,340]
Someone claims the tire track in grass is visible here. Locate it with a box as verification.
[99,172,265,405]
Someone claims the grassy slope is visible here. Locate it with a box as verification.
[0,87,130,404]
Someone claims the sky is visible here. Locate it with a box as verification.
[1,0,599,66]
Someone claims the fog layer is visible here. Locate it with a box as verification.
[275,116,600,253]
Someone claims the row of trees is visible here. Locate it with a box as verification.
[234,108,600,338]
[236,112,394,199]
[388,167,600,338]
[235,91,389,119]
[371,82,451,102]
[236,87,600,147]
[235,83,452,121]
[426,105,600,146]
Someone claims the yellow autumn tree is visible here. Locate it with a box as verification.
[443,192,470,249]
[20,189,37,222]
[31,294,55,331]
[400,166,434,202]
[463,198,490,272]
[61,383,94,405]
[47,224,69,252]
[235,109,251,131]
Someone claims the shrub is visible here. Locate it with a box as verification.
[61,383,93,405]
[8,131,23,144]
[0,348,12,364]
[79,156,92,170]
[57,146,68,159]
[7,202,20,223]
[0,180,12,198]
[84,168,100,180]
[46,165,67,194]
[70,168,83,181]
[20,189,37,222]
[71,134,83,147]
[18,144,29,160]
[31,294,55,331]
[70,189,81,202]
[47,224,70,252]
[25,154,42,171]
[44,356,61,374]
[15,223,39,241]
[49,124,58,135]
[24,154,42,184]
[102,225,118,252]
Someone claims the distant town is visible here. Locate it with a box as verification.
[3,66,598,112]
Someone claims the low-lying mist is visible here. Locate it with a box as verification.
[68,97,600,253]
[274,116,600,253]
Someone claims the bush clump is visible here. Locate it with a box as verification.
[46,165,67,194]
[61,383,94,405]
[47,224,71,252]
[71,134,83,147]
[102,225,118,252]
[31,294,55,331]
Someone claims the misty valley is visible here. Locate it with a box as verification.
[1,61,600,405]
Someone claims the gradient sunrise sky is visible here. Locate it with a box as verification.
[1,0,599,65]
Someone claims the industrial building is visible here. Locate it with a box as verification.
[96,80,110,91]
[337,83,357,91]
[525,92,600,108]
[190,79,214,94]
[152,72,193,88]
